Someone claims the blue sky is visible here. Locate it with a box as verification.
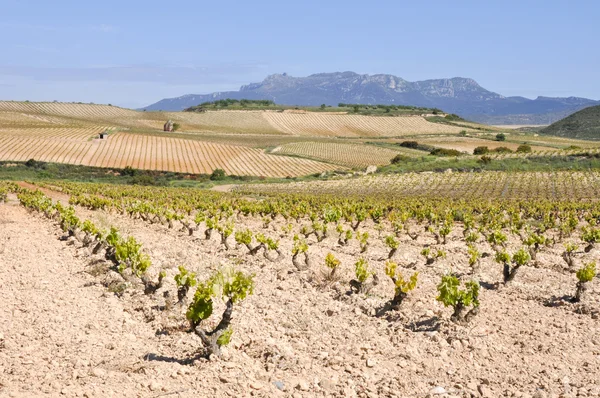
[1,0,598,108]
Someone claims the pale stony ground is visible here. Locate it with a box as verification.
[1,192,600,398]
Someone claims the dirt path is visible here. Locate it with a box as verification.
[210,184,238,193]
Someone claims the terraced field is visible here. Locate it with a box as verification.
[84,132,339,176]
[273,142,404,167]
[0,127,106,164]
[262,112,471,137]
[2,101,597,177]
[0,128,338,177]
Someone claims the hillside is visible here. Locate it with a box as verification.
[540,105,600,140]
[141,72,600,124]
[0,101,483,177]
[3,100,600,178]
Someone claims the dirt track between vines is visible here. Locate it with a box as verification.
[1,192,600,398]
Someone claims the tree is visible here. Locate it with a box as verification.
[122,165,137,176]
[210,168,226,181]
[496,133,506,141]
[320,104,326,109]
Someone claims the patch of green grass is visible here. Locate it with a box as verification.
[379,154,600,174]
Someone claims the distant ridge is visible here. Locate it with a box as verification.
[141,72,600,125]
[540,105,600,140]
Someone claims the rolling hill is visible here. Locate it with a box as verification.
[141,72,600,124]
[540,105,600,140]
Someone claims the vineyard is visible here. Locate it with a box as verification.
[272,142,407,168]
[261,112,472,137]
[0,101,505,177]
[1,176,599,396]
[239,171,600,200]
[0,101,481,136]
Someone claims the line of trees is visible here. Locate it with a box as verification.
[337,103,433,111]
[199,99,275,107]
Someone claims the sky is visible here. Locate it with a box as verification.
[0,0,598,108]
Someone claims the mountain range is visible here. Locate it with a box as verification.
[142,72,600,125]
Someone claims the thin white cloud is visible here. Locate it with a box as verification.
[0,64,267,85]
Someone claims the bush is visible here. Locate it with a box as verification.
[516,144,532,153]
[496,133,506,141]
[400,141,419,149]
[574,262,596,302]
[210,168,226,181]
[186,268,254,357]
[478,155,492,165]
[122,165,137,176]
[473,146,489,155]
[430,148,462,157]
[172,123,181,131]
[436,274,480,323]
[131,174,156,186]
[390,154,410,164]
[492,147,513,154]
[25,159,45,169]
[384,261,418,307]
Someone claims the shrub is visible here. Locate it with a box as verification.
[492,147,513,153]
[430,148,462,157]
[473,146,489,155]
[421,247,446,265]
[357,231,369,253]
[131,174,156,186]
[581,226,600,252]
[210,168,226,181]
[436,274,480,323]
[324,253,340,279]
[496,133,506,141]
[186,267,254,357]
[292,235,310,270]
[350,258,378,294]
[573,262,596,302]
[384,261,418,308]
[399,141,419,149]
[562,242,578,268]
[25,159,45,169]
[516,144,532,153]
[174,265,197,303]
[122,165,137,176]
[385,235,399,259]
[172,122,181,131]
[467,244,480,271]
[478,155,492,165]
[496,248,530,283]
[390,154,411,164]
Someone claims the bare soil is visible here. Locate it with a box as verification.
[1,194,600,398]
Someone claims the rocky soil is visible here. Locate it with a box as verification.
[1,192,600,398]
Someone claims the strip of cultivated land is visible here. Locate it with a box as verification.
[2,101,600,177]
[272,142,406,167]
[238,170,600,200]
